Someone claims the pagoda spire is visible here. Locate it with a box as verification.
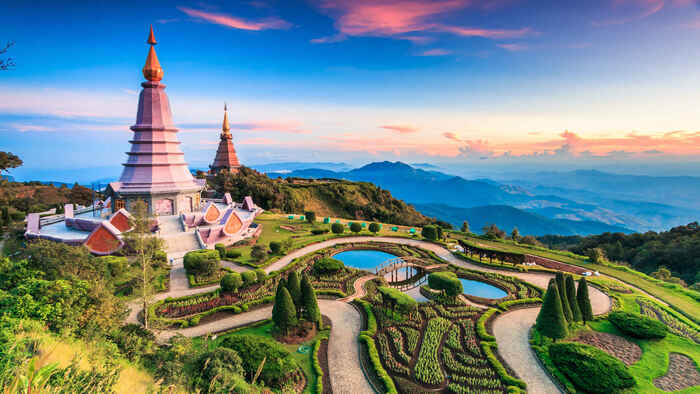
[222,103,231,137]
[210,103,241,173]
[142,25,163,82]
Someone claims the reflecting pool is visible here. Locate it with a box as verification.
[460,278,507,299]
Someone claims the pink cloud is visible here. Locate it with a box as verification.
[497,43,528,51]
[417,49,451,56]
[311,0,535,42]
[380,124,419,133]
[310,34,347,44]
[238,137,278,145]
[178,6,291,30]
[443,132,461,142]
[592,0,665,26]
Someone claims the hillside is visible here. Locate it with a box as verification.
[210,166,435,226]
[414,203,631,236]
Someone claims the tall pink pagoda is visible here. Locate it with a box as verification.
[209,104,241,174]
[107,26,203,215]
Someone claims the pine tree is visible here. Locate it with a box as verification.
[286,271,302,315]
[277,287,298,335]
[577,277,594,322]
[565,275,582,322]
[272,281,286,327]
[536,279,569,340]
[555,272,573,322]
[301,273,321,327]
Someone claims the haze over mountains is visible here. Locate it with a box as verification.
[268,161,700,236]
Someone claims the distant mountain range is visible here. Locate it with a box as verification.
[270,161,700,235]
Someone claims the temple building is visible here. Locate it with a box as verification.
[105,26,204,215]
[209,104,241,174]
[25,27,263,255]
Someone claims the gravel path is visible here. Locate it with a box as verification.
[339,275,376,302]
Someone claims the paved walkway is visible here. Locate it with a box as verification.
[220,260,251,272]
[339,275,376,302]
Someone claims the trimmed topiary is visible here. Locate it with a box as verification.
[301,273,321,327]
[214,243,226,259]
[220,272,243,293]
[241,270,257,286]
[535,280,569,340]
[556,272,573,322]
[269,241,282,254]
[368,222,380,234]
[421,225,437,241]
[609,311,668,339]
[565,275,582,322]
[427,271,463,298]
[350,222,362,233]
[314,257,344,275]
[577,277,594,322]
[331,222,344,234]
[286,271,302,311]
[254,268,266,283]
[549,342,635,393]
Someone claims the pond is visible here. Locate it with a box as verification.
[460,278,507,299]
[332,249,399,271]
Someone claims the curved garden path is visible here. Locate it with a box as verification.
[129,236,619,394]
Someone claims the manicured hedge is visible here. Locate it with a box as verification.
[316,289,347,298]
[427,271,463,298]
[498,298,542,311]
[481,341,527,390]
[477,308,499,341]
[549,342,635,393]
[314,257,344,275]
[183,249,219,276]
[609,311,668,339]
[354,299,377,335]
[359,334,398,394]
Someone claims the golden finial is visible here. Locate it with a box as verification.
[142,25,163,82]
[222,103,231,136]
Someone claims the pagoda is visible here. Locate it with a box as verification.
[209,104,241,174]
[107,26,203,215]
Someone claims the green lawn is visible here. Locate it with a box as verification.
[195,319,329,393]
[448,232,700,324]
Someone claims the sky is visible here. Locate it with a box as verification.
[2,0,700,182]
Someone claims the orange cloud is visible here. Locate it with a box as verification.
[443,132,461,142]
[381,124,419,133]
[311,0,535,42]
[178,7,291,30]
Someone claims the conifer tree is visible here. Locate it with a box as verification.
[536,280,569,340]
[565,275,582,322]
[277,287,297,335]
[577,277,594,322]
[555,272,573,322]
[301,273,321,327]
[286,271,302,315]
[272,280,286,326]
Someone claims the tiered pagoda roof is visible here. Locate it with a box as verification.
[210,104,241,173]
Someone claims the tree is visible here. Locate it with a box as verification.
[301,273,321,327]
[577,277,594,322]
[435,225,443,240]
[586,247,606,264]
[511,228,520,242]
[121,199,162,330]
[421,225,437,241]
[368,222,380,234]
[276,287,297,335]
[69,183,93,206]
[331,222,344,234]
[221,272,243,293]
[0,151,22,174]
[251,244,267,261]
[350,222,362,233]
[461,220,470,233]
[269,241,282,254]
[286,271,302,313]
[304,211,316,224]
[482,224,505,239]
[272,281,286,326]
[536,280,569,340]
[565,275,582,322]
[0,42,14,71]
[555,272,573,322]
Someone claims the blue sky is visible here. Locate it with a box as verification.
[2,0,700,182]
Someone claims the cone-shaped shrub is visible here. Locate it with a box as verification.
[577,277,594,322]
[536,280,569,340]
[275,287,297,335]
[286,271,302,312]
[565,275,582,322]
[272,281,286,326]
[555,272,573,322]
[301,273,321,327]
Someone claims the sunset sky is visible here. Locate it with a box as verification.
[2,0,700,180]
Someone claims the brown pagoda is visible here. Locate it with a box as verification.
[210,104,241,174]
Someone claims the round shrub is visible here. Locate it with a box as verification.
[183,249,219,276]
[609,311,668,339]
[269,241,282,254]
[314,257,344,275]
[428,271,463,298]
[311,228,328,235]
[421,225,438,241]
[549,342,635,393]
[350,222,362,233]
[331,223,344,234]
[226,249,242,259]
[368,222,380,234]
[215,243,227,259]
[241,270,258,286]
[221,272,243,292]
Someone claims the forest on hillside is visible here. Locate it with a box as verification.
[539,222,700,287]
[210,167,440,227]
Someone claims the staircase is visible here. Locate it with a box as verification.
[163,232,201,254]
